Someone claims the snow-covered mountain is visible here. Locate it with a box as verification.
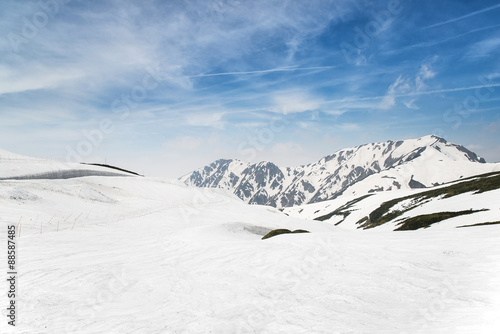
[284,171,500,231]
[180,135,500,208]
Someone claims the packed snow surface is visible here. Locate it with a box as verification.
[1,175,500,333]
[0,148,132,179]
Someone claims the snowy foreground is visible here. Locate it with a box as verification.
[1,175,500,333]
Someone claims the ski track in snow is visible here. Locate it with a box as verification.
[1,176,500,333]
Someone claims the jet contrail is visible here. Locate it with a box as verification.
[407,83,500,96]
[324,83,500,104]
[187,66,337,78]
[423,3,500,29]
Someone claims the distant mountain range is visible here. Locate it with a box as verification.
[180,135,500,208]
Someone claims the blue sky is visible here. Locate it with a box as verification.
[1,0,499,177]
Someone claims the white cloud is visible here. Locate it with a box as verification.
[415,63,436,91]
[379,75,412,109]
[0,65,85,95]
[184,112,225,129]
[380,60,437,110]
[389,75,413,94]
[378,95,396,110]
[418,64,436,80]
[271,92,322,114]
[403,98,419,110]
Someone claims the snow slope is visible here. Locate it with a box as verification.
[0,148,134,179]
[1,151,499,333]
[0,175,499,333]
[180,135,500,208]
[284,172,500,231]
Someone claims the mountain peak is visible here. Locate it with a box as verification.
[429,134,447,142]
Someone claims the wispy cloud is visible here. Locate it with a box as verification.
[184,111,226,129]
[385,23,500,55]
[466,36,500,58]
[403,99,419,110]
[337,123,362,131]
[1,0,500,175]
[379,75,412,109]
[0,64,85,95]
[415,62,437,91]
[324,81,500,107]
[270,92,323,114]
[379,59,437,110]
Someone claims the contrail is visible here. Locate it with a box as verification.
[408,83,500,96]
[324,83,500,103]
[423,3,500,29]
[387,23,500,54]
[187,66,337,78]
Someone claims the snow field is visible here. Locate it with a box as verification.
[1,176,499,333]
[0,149,132,180]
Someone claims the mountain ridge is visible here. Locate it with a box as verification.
[180,135,499,208]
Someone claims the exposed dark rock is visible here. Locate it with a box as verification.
[301,180,316,193]
[408,176,426,189]
[455,145,486,163]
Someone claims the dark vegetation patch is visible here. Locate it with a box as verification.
[314,194,373,225]
[394,209,488,231]
[441,171,500,185]
[262,229,310,240]
[356,216,368,225]
[358,172,500,230]
[456,221,500,228]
